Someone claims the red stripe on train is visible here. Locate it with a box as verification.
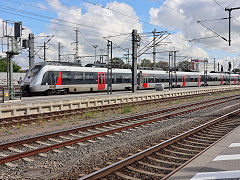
[56,72,62,85]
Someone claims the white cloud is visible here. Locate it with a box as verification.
[37,3,47,11]
[149,0,240,70]
[149,0,240,52]
[44,1,142,65]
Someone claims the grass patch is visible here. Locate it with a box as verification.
[16,123,21,129]
[84,111,93,120]
[56,118,63,126]
[168,101,173,105]
[121,105,132,114]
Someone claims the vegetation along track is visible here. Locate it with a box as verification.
[80,108,240,180]
[0,94,239,166]
[0,89,239,128]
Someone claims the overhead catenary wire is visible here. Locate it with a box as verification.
[212,0,240,25]
[153,0,232,43]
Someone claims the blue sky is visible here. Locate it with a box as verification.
[1,0,240,70]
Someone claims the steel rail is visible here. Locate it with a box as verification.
[79,109,240,180]
[0,96,238,164]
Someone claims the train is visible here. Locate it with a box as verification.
[20,61,240,95]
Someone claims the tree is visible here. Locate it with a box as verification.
[0,56,22,72]
[140,59,152,67]
[157,61,169,71]
[177,60,192,72]
[123,63,132,69]
[112,57,125,68]
[233,68,240,74]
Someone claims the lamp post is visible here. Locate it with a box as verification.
[92,45,98,63]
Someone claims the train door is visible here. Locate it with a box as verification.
[220,75,223,85]
[198,75,201,87]
[137,71,143,89]
[234,76,237,84]
[98,72,105,90]
[182,75,186,87]
[143,73,148,88]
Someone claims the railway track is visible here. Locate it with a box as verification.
[80,108,240,180]
[0,94,239,167]
[0,89,239,128]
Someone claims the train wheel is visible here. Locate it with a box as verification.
[45,90,52,96]
[63,89,67,95]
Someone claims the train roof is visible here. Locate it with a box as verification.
[37,61,83,67]
[35,61,240,76]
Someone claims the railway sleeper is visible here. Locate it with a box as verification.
[147,156,182,166]
[200,129,226,136]
[155,152,189,161]
[115,171,141,180]
[206,126,229,131]
[170,144,200,153]
[134,162,170,175]
[138,161,175,171]
[182,138,211,146]
[165,146,197,155]
[188,136,216,143]
[196,131,223,138]
[161,148,194,158]
[192,134,220,140]
[127,166,165,178]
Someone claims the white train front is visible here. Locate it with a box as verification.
[20,61,240,95]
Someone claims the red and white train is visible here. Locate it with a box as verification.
[20,61,240,95]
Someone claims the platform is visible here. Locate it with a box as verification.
[169,124,240,180]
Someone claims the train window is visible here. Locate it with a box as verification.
[149,77,154,83]
[160,78,165,82]
[61,72,71,85]
[41,71,49,85]
[195,78,198,82]
[178,77,182,82]
[85,72,94,80]
[124,77,130,83]
[155,78,160,83]
[116,76,123,83]
[89,73,94,80]
[73,72,83,80]
[62,72,71,80]
[27,65,42,77]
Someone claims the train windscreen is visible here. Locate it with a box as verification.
[27,65,42,77]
